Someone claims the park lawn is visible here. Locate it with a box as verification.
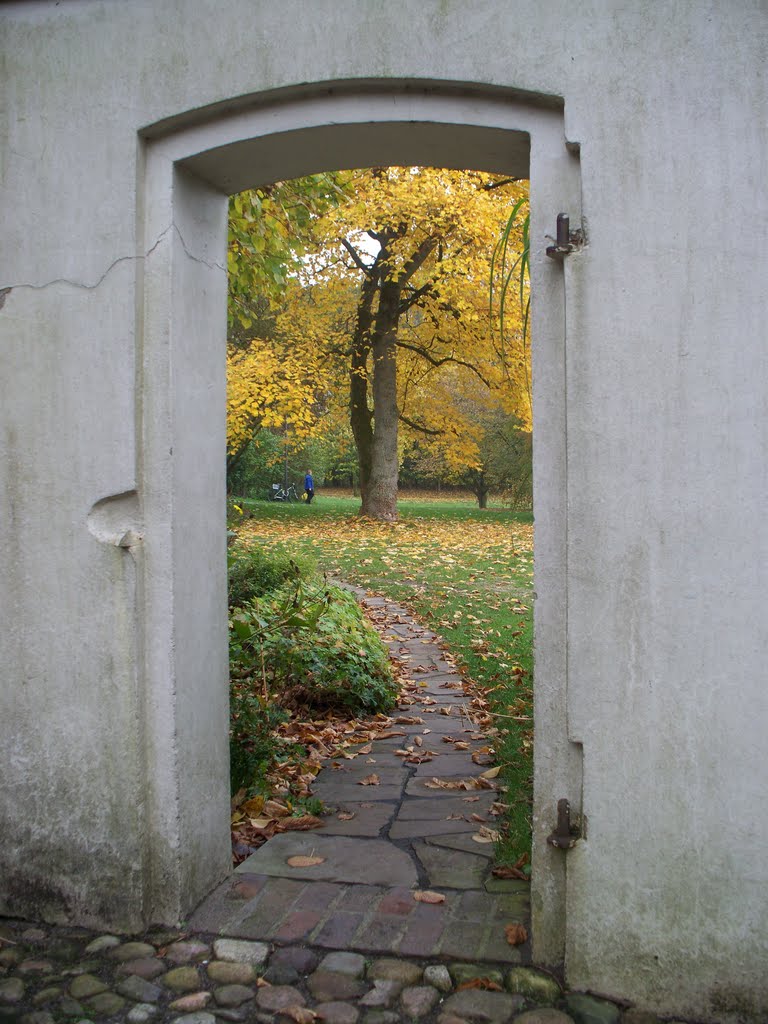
[232,492,535,865]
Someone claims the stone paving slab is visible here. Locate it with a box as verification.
[396,792,496,819]
[315,801,396,836]
[404,773,498,796]
[412,752,492,775]
[425,832,499,859]
[397,714,479,735]
[413,840,490,889]
[388,816,480,839]
[237,834,419,887]
[320,762,407,783]
[310,781,405,802]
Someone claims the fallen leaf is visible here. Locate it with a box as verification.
[491,865,528,880]
[357,744,372,755]
[278,815,324,832]
[263,800,291,817]
[480,766,501,779]
[337,811,356,821]
[242,795,265,816]
[286,855,325,868]
[504,923,528,946]
[358,774,380,786]
[472,833,494,844]
[413,735,423,748]
[413,890,446,904]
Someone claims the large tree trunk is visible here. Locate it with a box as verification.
[349,234,435,521]
[362,280,400,520]
[350,272,377,502]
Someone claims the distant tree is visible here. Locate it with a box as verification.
[225,169,530,519]
[305,167,530,519]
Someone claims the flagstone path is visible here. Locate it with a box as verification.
[190,587,530,965]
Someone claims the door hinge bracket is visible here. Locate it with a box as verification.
[546,213,584,260]
[547,798,582,849]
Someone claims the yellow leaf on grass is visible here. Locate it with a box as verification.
[286,855,325,868]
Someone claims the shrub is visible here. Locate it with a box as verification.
[228,545,317,609]
[228,686,291,795]
[230,580,397,717]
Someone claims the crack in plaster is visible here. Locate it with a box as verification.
[0,224,225,296]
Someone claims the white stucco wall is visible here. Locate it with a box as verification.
[1,2,766,1020]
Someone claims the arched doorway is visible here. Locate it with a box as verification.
[138,80,581,966]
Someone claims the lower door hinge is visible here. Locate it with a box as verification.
[547,798,582,849]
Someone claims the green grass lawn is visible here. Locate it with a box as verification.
[232,491,534,864]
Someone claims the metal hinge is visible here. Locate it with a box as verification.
[546,213,584,261]
[546,798,582,849]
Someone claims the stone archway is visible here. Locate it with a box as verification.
[137,81,581,966]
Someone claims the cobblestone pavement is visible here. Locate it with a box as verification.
[0,592,689,1024]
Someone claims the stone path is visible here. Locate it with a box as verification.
[0,591,677,1024]
[191,588,528,964]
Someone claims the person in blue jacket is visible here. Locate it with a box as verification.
[304,470,314,504]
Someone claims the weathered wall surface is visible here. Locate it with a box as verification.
[1,2,766,1019]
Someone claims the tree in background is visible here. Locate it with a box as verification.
[304,167,529,519]
[226,175,350,480]
[226,168,530,515]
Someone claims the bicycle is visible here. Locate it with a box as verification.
[269,483,300,502]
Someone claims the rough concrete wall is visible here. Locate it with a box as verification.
[1,1,767,1019]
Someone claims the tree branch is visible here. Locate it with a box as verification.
[398,412,444,436]
[395,339,493,388]
[399,281,434,313]
[398,236,438,286]
[340,238,373,275]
